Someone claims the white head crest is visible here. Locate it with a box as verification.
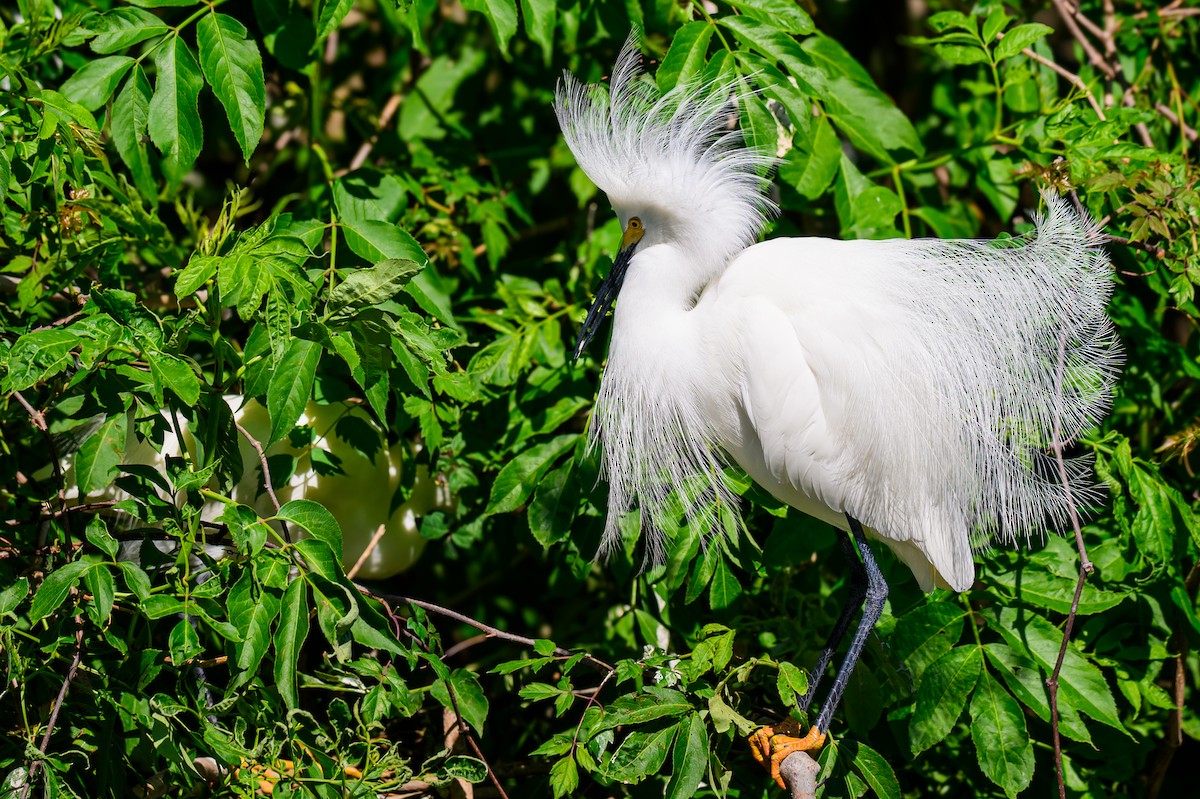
[554,36,777,278]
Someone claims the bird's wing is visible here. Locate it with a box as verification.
[712,198,1117,592]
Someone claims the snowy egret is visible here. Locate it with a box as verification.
[556,39,1119,787]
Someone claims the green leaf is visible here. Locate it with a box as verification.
[86,7,170,54]
[327,259,425,319]
[148,35,204,185]
[782,114,841,199]
[76,415,128,495]
[29,561,91,623]
[726,0,814,35]
[664,713,708,799]
[0,578,28,618]
[485,435,577,514]
[431,668,490,735]
[59,56,135,111]
[276,499,343,563]
[657,22,714,92]
[84,564,115,623]
[112,65,156,200]
[989,566,1126,614]
[267,338,321,445]
[169,616,202,664]
[934,43,990,65]
[592,692,692,736]
[85,517,119,559]
[845,740,901,799]
[274,578,310,710]
[909,646,982,754]
[891,601,966,681]
[148,353,200,405]
[970,671,1034,797]
[708,557,742,610]
[835,154,902,238]
[520,0,555,65]
[316,0,354,40]
[989,607,1123,731]
[549,756,578,798]
[2,329,79,392]
[995,23,1054,61]
[36,90,99,131]
[196,13,265,162]
[605,723,678,784]
[462,0,518,58]
[983,643,1092,743]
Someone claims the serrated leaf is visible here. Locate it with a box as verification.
[909,646,982,754]
[891,601,966,681]
[274,578,310,710]
[462,0,518,58]
[327,259,424,319]
[995,23,1053,61]
[76,415,128,495]
[549,756,578,798]
[112,65,156,200]
[29,561,91,623]
[148,36,204,184]
[664,713,707,799]
[86,7,170,54]
[708,557,742,610]
[970,672,1034,797]
[485,435,577,514]
[605,723,678,784]
[431,669,489,735]
[267,338,321,445]
[196,13,265,162]
[845,740,901,799]
[276,499,343,563]
[59,55,135,111]
[657,22,714,92]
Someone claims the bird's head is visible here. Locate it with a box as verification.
[555,36,776,360]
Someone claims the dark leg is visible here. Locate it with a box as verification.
[799,527,867,711]
[749,515,888,789]
[813,515,889,732]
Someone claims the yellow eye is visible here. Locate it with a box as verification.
[629,217,641,228]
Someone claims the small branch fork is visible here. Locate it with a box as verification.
[355,587,616,797]
[20,615,85,799]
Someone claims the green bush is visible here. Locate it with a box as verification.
[1,1,1197,797]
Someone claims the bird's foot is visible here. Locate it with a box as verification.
[748,719,827,790]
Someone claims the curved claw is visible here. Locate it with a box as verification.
[747,722,827,790]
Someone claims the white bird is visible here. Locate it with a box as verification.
[555,38,1120,787]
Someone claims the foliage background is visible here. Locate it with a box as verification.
[2,0,1199,797]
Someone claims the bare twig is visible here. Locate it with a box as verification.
[13,391,47,432]
[1155,103,1199,142]
[1050,0,1117,79]
[344,92,404,175]
[1105,233,1168,260]
[1045,319,1094,799]
[21,615,85,799]
[365,588,615,674]
[346,523,387,579]
[1021,47,1106,120]
[234,420,281,513]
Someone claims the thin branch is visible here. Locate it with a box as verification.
[21,615,85,799]
[343,92,404,175]
[13,391,47,432]
[1105,233,1168,260]
[1155,103,1199,142]
[1021,47,1106,120]
[365,588,615,674]
[1050,0,1117,79]
[234,420,281,513]
[346,523,387,579]
[1045,317,1094,799]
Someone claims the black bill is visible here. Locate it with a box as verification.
[573,241,637,361]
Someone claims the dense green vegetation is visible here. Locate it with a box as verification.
[2,1,1198,797]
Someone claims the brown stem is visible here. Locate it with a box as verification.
[1020,47,1106,120]
[346,523,387,579]
[234,420,281,513]
[21,615,85,799]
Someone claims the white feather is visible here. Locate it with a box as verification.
[556,41,1120,590]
